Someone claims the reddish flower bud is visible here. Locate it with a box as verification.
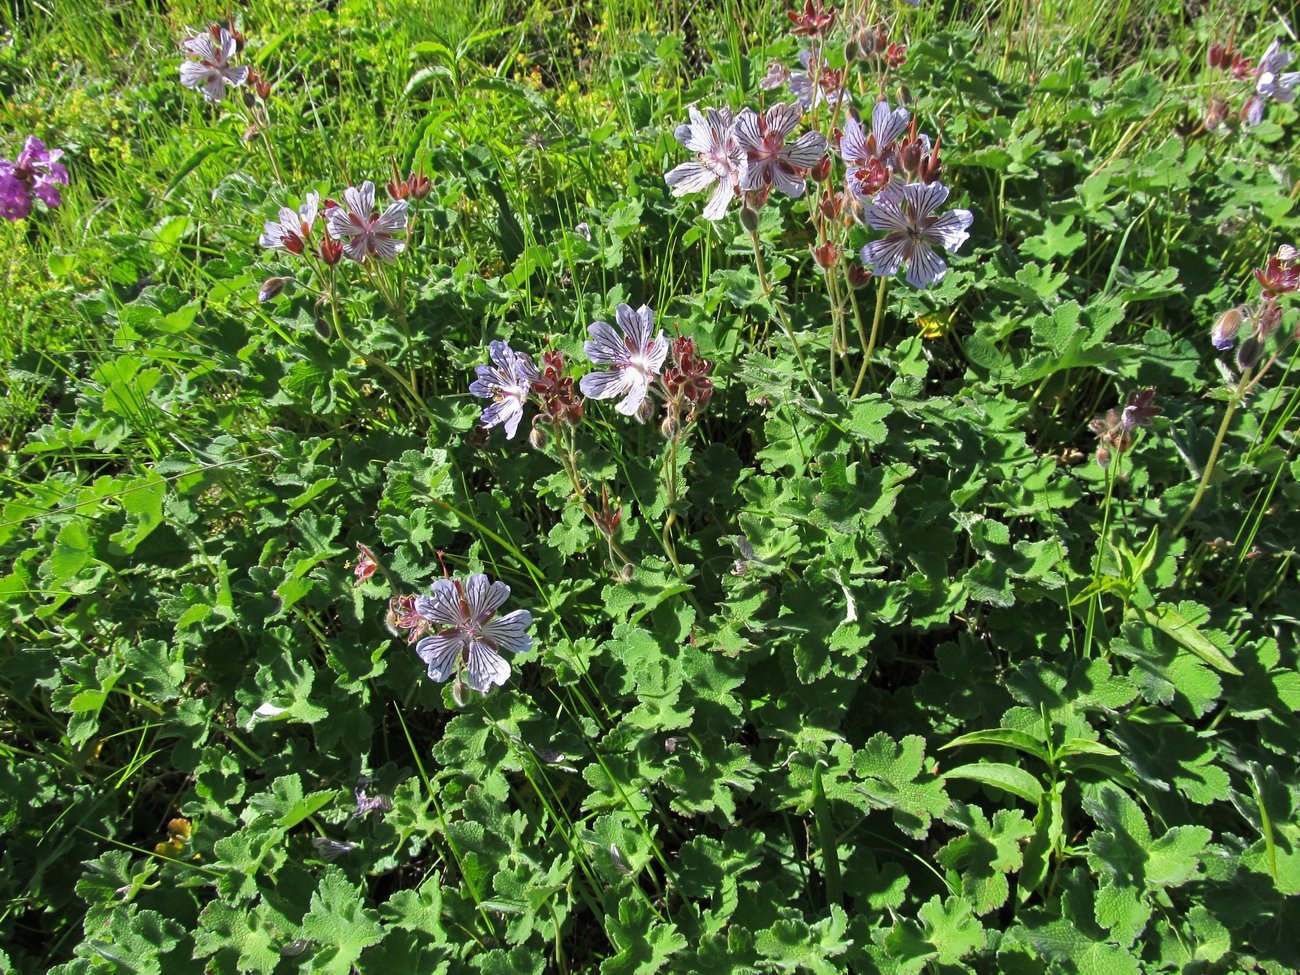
[886,42,907,69]
[811,241,840,269]
[1207,43,1228,69]
[316,231,343,266]
[810,153,832,183]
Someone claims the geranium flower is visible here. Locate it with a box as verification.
[324,181,409,263]
[1243,39,1300,125]
[664,106,747,221]
[413,574,533,694]
[860,181,973,289]
[469,339,539,440]
[0,136,69,220]
[840,100,910,199]
[735,102,827,198]
[179,27,248,103]
[579,303,669,418]
[259,191,320,255]
[789,50,845,109]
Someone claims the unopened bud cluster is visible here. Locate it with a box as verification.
[1210,244,1300,371]
[1089,389,1162,468]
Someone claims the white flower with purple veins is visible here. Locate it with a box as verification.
[579,303,669,418]
[179,27,248,103]
[259,192,319,255]
[414,574,533,694]
[839,100,910,196]
[665,107,747,221]
[789,50,843,108]
[469,340,539,439]
[735,102,827,198]
[324,181,409,263]
[860,181,974,289]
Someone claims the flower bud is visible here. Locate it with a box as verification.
[739,204,760,234]
[258,275,288,302]
[529,422,549,451]
[1206,306,1237,353]
[314,313,331,341]
[810,153,832,183]
[1095,445,1111,468]
[1207,42,1227,69]
[848,265,873,288]
[1237,334,1263,371]
[636,396,655,424]
[661,415,678,439]
[811,241,840,269]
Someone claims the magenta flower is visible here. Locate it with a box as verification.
[469,340,539,440]
[664,106,747,221]
[0,137,69,221]
[860,181,973,289]
[324,181,409,263]
[259,191,320,255]
[579,303,669,419]
[179,27,248,104]
[735,102,827,198]
[413,574,533,694]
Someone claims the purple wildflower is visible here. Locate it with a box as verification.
[579,303,669,418]
[839,100,910,199]
[0,137,69,221]
[469,339,540,440]
[259,191,320,255]
[413,574,533,694]
[1256,39,1300,104]
[665,106,747,221]
[759,61,789,91]
[735,102,827,198]
[324,181,409,263]
[789,50,845,109]
[860,181,973,289]
[179,27,248,103]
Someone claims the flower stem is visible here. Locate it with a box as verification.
[749,229,819,399]
[1172,369,1252,538]
[1082,450,1120,659]
[851,275,888,398]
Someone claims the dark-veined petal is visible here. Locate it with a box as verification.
[733,108,764,153]
[344,181,375,220]
[584,321,631,365]
[702,178,734,220]
[864,234,907,278]
[781,131,827,169]
[870,100,910,152]
[905,241,948,288]
[415,634,463,683]
[863,199,910,234]
[839,116,869,165]
[462,574,512,621]
[665,161,716,195]
[415,579,466,627]
[465,642,511,692]
[481,609,534,655]
[923,208,974,252]
[617,303,651,350]
[903,181,950,220]
[579,367,634,401]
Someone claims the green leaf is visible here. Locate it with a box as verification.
[941,728,1051,764]
[1129,603,1242,675]
[853,734,950,839]
[917,895,985,964]
[600,895,687,975]
[753,906,851,975]
[299,867,385,975]
[943,762,1044,805]
[937,803,1034,914]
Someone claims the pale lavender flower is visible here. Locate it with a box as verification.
[413,574,533,694]
[179,27,248,103]
[789,50,844,109]
[324,181,409,263]
[469,339,539,439]
[759,60,790,90]
[1256,39,1300,104]
[579,303,669,418]
[839,101,910,199]
[665,106,747,221]
[259,191,320,255]
[0,137,69,220]
[735,102,827,198]
[860,181,973,289]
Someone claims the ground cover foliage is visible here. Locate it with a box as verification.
[2,0,1300,971]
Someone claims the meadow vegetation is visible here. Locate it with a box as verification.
[2,0,1300,971]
